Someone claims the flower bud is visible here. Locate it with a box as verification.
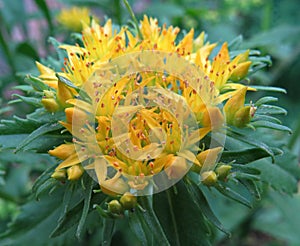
[67,164,84,181]
[201,171,217,186]
[230,61,251,82]
[224,87,247,125]
[43,90,56,98]
[233,106,251,127]
[36,62,58,89]
[57,79,74,107]
[120,192,137,210]
[41,98,60,112]
[49,143,76,160]
[108,200,123,214]
[51,169,67,181]
[216,165,232,180]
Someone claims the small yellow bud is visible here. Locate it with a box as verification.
[48,143,76,160]
[51,169,67,181]
[216,165,232,180]
[57,79,74,107]
[230,61,251,82]
[108,200,123,214]
[43,90,56,98]
[201,171,217,186]
[233,106,251,127]
[120,192,137,210]
[41,98,60,112]
[67,164,84,181]
[224,87,247,125]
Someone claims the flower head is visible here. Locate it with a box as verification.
[37,15,256,195]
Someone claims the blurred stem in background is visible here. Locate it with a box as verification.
[261,0,272,31]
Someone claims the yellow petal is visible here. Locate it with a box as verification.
[55,153,80,170]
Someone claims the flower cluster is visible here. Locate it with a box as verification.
[37,16,254,195]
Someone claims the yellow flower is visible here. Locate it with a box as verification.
[56,7,95,32]
[35,15,256,195]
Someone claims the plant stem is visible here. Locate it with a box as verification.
[122,0,143,39]
[114,0,122,26]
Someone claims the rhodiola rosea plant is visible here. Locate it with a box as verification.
[0,2,298,245]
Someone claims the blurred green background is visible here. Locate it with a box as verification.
[0,0,299,245]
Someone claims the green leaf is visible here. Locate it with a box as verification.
[153,181,211,246]
[50,201,84,238]
[27,108,65,124]
[50,186,106,238]
[239,179,261,200]
[275,148,300,179]
[256,104,287,115]
[230,164,261,176]
[34,178,58,199]
[10,94,42,107]
[32,164,56,196]
[254,96,278,107]
[128,211,148,245]
[228,35,243,49]
[76,177,94,239]
[184,177,230,236]
[251,120,292,133]
[0,134,70,153]
[250,85,287,94]
[221,147,282,164]
[48,37,67,64]
[249,159,298,194]
[102,219,115,246]
[16,42,39,60]
[15,122,63,153]
[24,75,50,91]
[58,182,76,222]
[253,192,300,245]
[138,196,171,245]
[56,74,79,90]
[227,130,276,162]
[252,114,282,124]
[214,183,252,208]
[13,85,35,92]
[0,187,78,245]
